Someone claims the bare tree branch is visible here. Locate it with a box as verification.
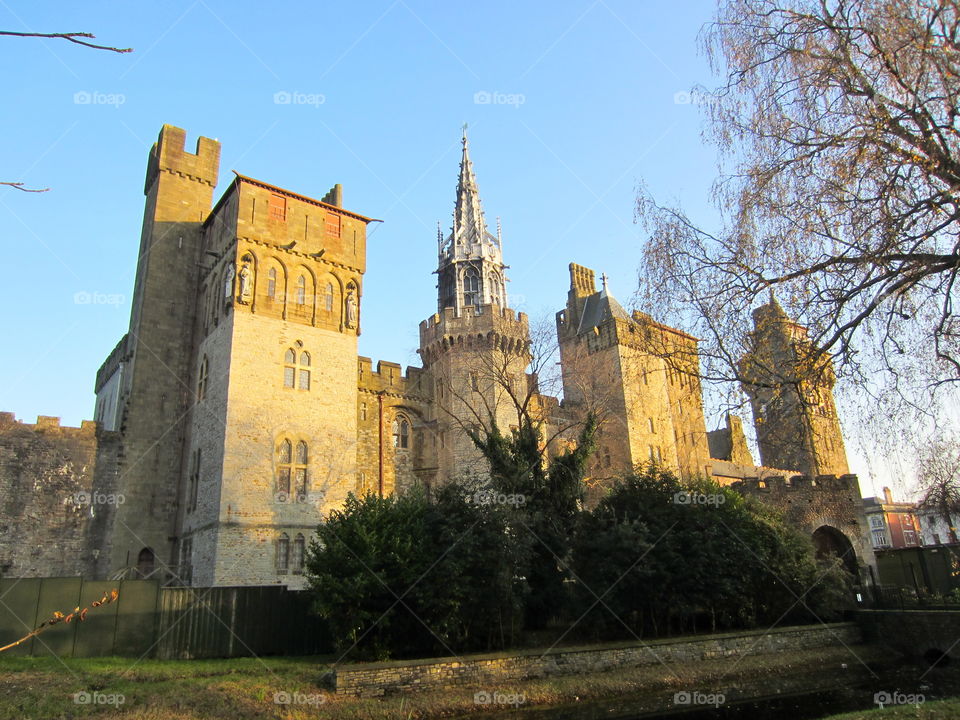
[0,181,49,193]
[0,30,132,53]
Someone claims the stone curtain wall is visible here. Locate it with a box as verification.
[731,474,874,574]
[0,414,120,578]
[335,622,861,697]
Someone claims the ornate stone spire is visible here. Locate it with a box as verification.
[452,127,489,247]
[436,128,507,313]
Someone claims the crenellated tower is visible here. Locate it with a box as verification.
[740,298,849,477]
[95,125,221,578]
[556,263,710,489]
[419,130,530,486]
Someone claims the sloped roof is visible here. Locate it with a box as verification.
[576,288,632,334]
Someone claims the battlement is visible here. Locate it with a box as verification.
[357,357,426,395]
[94,334,130,393]
[0,412,98,435]
[144,124,221,194]
[731,473,860,494]
[419,304,528,335]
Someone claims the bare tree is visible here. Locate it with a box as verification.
[437,314,582,463]
[636,0,960,438]
[2,30,132,192]
[916,436,960,542]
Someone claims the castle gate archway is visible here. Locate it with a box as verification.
[812,525,859,576]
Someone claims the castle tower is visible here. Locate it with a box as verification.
[556,264,710,489]
[95,125,221,578]
[418,130,529,485]
[740,298,849,476]
[176,169,376,588]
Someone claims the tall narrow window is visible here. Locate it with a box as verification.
[277,533,290,572]
[463,268,480,307]
[393,416,410,449]
[283,349,296,388]
[360,403,367,421]
[298,352,311,390]
[294,441,308,500]
[470,372,479,392]
[180,537,193,585]
[489,275,500,304]
[197,356,209,401]
[267,268,277,300]
[648,417,655,434]
[277,440,292,498]
[269,193,287,222]
[292,534,305,574]
[188,448,201,512]
[296,276,306,306]
[324,282,334,312]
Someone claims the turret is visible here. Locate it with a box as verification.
[436,128,508,313]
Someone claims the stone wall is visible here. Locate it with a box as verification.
[0,414,120,578]
[731,474,875,575]
[858,610,960,661]
[356,357,434,496]
[335,622,861,697]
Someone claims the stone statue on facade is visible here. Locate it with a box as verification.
[345,290,358,328]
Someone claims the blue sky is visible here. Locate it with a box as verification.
[0,1,901,496]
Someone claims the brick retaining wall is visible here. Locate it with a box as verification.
[335,622,860,697]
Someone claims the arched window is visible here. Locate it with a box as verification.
[489,274,500,304]
[277,439,292,498]
[463,268,480,307]
[137,548,155,578]
[298,352,311,390]
[324,282,334,312]
[277,533,290,573]
[197,356,209,401]
[392,416,410,450]
[295,275,306,306]
[295,441,308,499]
[267,268,277,300]
[292,533,305,574]
[283,348,310,390]
[283,349,296,388]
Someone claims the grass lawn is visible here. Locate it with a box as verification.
[822,698,960,718]
[0,644,937,719]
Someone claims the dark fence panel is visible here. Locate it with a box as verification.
[0,578,329,659]
[0,578,41,657]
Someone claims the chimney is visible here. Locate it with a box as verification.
[883,486,894,504]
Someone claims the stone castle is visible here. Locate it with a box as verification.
[0,125,875,587]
